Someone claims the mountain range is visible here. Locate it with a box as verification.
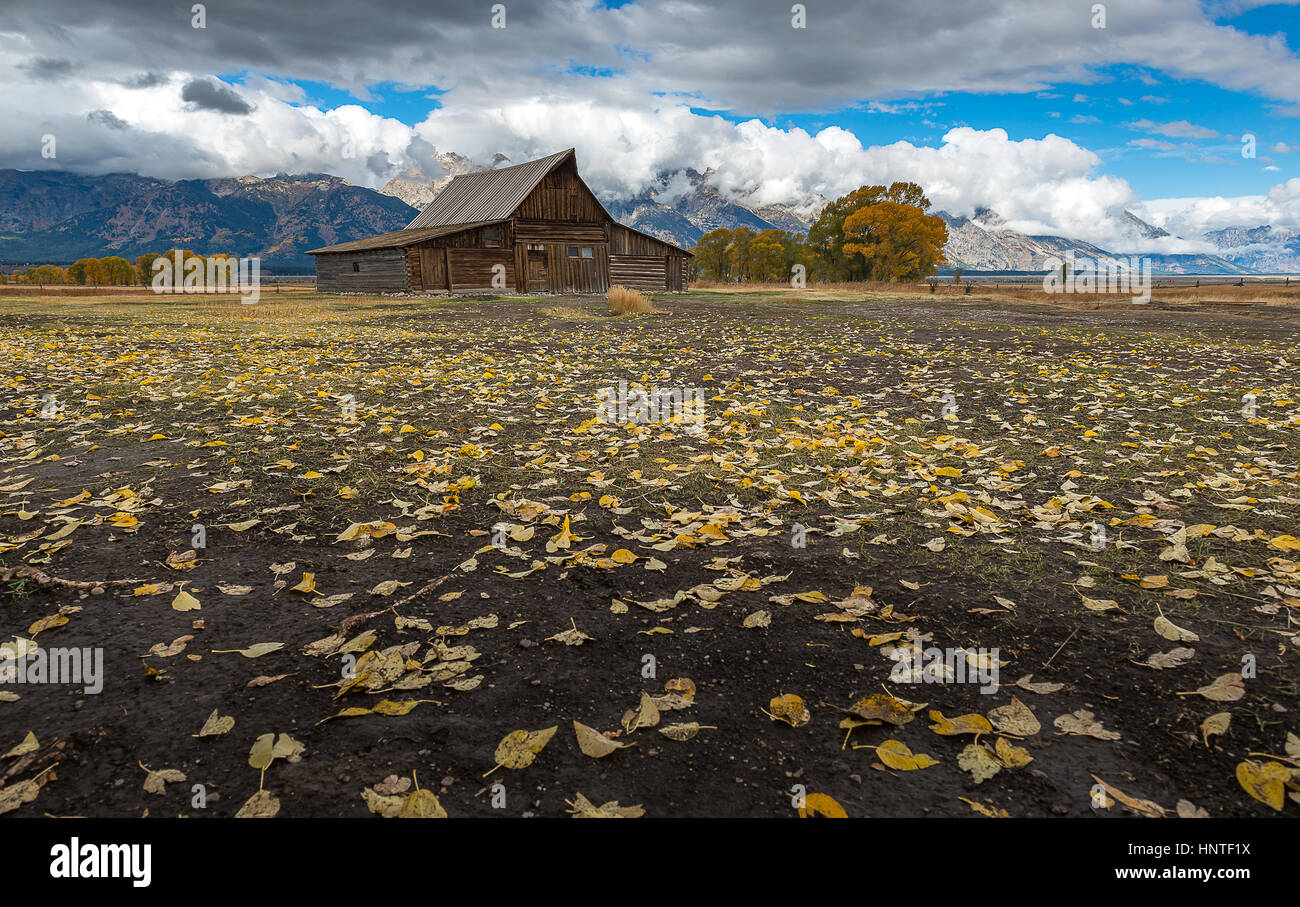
[1,162,1295,274]
[0,169,415,270]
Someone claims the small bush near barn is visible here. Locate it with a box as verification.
[608,285,653,315]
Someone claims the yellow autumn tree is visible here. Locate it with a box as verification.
[842,200,948,281]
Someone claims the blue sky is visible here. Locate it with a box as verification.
[243,3,1300,203]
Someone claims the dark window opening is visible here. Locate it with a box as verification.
[483,228,501,248]
[567,246,580,258]
[352,262,360,272]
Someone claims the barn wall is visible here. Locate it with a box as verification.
[609,224,678,257]
[609,254,668,291]
[543,243,608,294]
[514,223,606,244]
[606,225,691,292]
[448,248,516,292]
[515,159,606,224]
[315,249,409,293]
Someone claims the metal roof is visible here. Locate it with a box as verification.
[310,148,694,256]
[406,149,575,228]
[307,220,507,255]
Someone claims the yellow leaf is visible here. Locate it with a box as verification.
[170,589,201,612]
[235,789,280,818]
[1154,614,1198,642]
[573,720,633,758]
[987,697,1040,737]
[875,738,938,771]
[766,693,810,727]
[1235,761,1289,811]
[797,792,848,818]
[957,743,1002,782]
[929,710,993,736]
[27,614,68,636]
[3,731,38,758]
[491,726,557,771]
[1200,712,1231,746]
[1268,535,1300,552]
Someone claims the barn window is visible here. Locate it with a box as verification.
[580,247,594,259]
[567,246,580,258]
[352,262,360,272]
[483,228,501,248]
[527,243,544,251]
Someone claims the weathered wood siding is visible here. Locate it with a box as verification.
[514,223,606,244]
[448,249,516,292]
[610,224,675,256]
[542,244,608,294]
[316,249,409,293]
[515,159,606,224]
[609,254,667,291]
[608,225,690,292]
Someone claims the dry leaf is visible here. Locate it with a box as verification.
[573,720,633,758]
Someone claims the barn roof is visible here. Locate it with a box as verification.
[406,148,576,229]
[306,220,507,255]
[310,148,694,256]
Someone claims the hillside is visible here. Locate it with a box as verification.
[0,170,417,270]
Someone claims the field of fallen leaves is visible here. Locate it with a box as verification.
[1,286,1298,818]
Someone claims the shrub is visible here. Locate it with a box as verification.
[608,285,654,315]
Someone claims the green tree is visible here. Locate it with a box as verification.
[25,264,67,286]
[726,227,757,281]
[692,229,734,281]
[100,256,135,285]
[136,253,160,286]
[749,229,788,281]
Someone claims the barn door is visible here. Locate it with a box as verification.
[419,246,446,291]
[527,250,548,292]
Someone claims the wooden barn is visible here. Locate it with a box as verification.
[309,149,692,295]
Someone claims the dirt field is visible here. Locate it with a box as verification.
[1,286,1298,818]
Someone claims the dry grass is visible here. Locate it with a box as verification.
[0,284,138,296]
[689,278,1300,308]
[608,285,654,315]
[188,294,343,324]
[542,304,598,320]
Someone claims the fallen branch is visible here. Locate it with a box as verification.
[0,567,141,591]
[391,573,454,608]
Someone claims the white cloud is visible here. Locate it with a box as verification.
[1130,119,1219,138]
[1143,179,1300,235]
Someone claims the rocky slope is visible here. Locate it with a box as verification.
[0,170,416,269]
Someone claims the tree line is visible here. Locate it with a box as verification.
[690,181,949,283]
[1,251,230,286]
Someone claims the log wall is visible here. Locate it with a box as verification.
[315,249,409,293]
